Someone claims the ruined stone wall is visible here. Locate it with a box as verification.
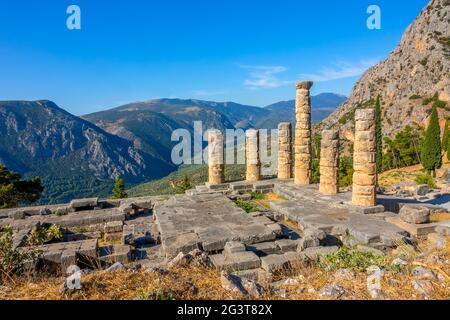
[208,130,225,185]
[319,130,339,195]
[352,109,377,207]
[294,81,313,185]
[278,123,292,179]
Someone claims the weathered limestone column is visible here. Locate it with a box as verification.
[246,129,261,182]
[278,123,292,179]
[319,130,339,195]
[208,130,225,185]
[294,81,314,185]
[352,109,377,207]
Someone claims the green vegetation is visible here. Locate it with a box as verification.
[176,175,193,194]
[339,110,355,125]
[27,225,63,246]
[422,93,449,110]
[111,176,128,200]
[415,172,436,188]
[409,94,422,100]
[234,199,260,213]
[338,157,354,187]
[418,57,429,66]
[248,192,265,200]
[421,105,442,175]
[375,96,383,174]
[0,165,44,209]
[1,226,40,283]
[442,118,450,152]
[135,289,176,300]
[319,246,389,272]
[383,124,424,171]
[311,159,320,184]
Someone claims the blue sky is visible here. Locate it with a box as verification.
[0,0,429,115]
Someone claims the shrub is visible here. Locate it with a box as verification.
[319,246,389,272]
[0,226,40,283]
[27,224,63,246]
[135,289,176,300]
[338,157,354,187]
[415,172,436,188]
[176,175,193,194]
[234,199,259,213]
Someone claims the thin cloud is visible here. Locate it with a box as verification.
[242,65,293,89]
[299,59,381,82]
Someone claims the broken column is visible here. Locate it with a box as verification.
[352,109,377,207]
[208,129,225,185]
[246,129,261,182]
[319,130,339,195]
[278,122,292,179]
[294,81,313,185]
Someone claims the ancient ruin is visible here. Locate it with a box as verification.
[319,130,340,195]
[277,123,292,180]
[352,109,377,207]
[246,129,261,182]
[294,81,313,185]
[2,81,450,300]
[207,129,225,186]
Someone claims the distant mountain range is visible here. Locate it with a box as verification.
[0,93,345,204]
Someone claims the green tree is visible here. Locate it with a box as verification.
[176,175,193,194]
[375,96,383,174]
[421,106,442,175]
[0,165,44,209]
[442,117,450,152]
[112,176,128,199]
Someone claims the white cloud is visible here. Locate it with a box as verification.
[299,58,380,82]
[242,65,292,89]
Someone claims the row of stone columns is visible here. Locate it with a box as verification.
[207,82,377,207]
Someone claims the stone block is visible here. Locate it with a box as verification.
[197,227,235,252]
[69,198,99,212]
[224,241,246,257]
[266,223,283,236]
[162,232,200,259]
[385,216,437,237]
[61,250,77,275]
[210,251,261,272]
[247,242,279,256]
[104,221,124,233]
[436,221,450,236]
[8,210,26,220]
[260,254,289,273]
[299,246,339,262]
[356,205,385,215]
[399,205,431,224]
[275,239,299,253]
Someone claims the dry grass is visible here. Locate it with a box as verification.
[254,192,288,209]
[431,211,450,223]
[378,165,424,188]
[1,237,449,300]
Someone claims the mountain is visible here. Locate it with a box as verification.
[257,93,347,128]
[83,95,345,165]
[318,0,450,137]
[0,100,175,204]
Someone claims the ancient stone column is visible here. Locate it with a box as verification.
[246,129,261,182]
[352,109,377,207]
[208,130,225,185]
[278,122,292,179]
[319,130,339,195]
[294,81,313,185]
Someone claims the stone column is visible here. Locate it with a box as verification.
[246,129,261,182]
[352,109,377,207]
[208,130,225,185]
[294,81,313,185]
[278,123,292,179]
[319,130,339,195]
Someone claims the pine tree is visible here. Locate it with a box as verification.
[421,106,442,175]
[112,176,127,199]
[442,117,450,152]
[0,165,44,209]
[375,96,383,173]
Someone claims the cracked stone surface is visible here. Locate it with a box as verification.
[154,193,276,259]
